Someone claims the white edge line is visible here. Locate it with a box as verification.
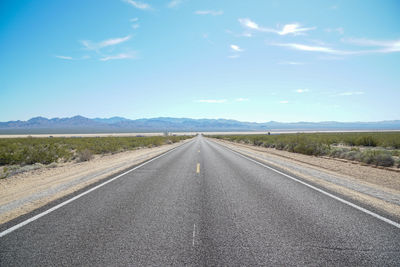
[0,140,192,238]
[209,139,400,229]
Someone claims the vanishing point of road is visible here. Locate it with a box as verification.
[1,135,399,266]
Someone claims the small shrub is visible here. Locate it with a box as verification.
[47,162,58,168]
[77,149,93,162]
[356,136,378,147]
[253,140,263,146]
[343,150,361,161]
[284,143,296,152]
[0,167,9,179]
[360,150,394,167]
[329,148,349,158]
[275,142,285,150]
[375,152,394,167]
[263,143,273,148]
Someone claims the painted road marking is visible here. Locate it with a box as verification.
[192,224,196,247]
[0,140,193,238]
[196,163,200,173]
[212,140,400,229]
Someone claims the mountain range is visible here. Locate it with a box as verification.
[0,116,400,134]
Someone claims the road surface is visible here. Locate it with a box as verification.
[1,135,399,266]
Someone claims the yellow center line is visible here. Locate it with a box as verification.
[196,163,200,173]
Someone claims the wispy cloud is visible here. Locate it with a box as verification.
[279,23,316,35]
[123,0,151,10]
[337,91,364,96]
[296,89,309,93]
[130,18,140,29]
[167,0,183,8]
[196,99,227,103]
[195,10,223,16]
[273,38,400,55]
[235,98,249,102]
[227,55,240,59]
[343,38,400,53]
[100,36,131,47]
[81,35,131,51]
[99,53,136,61]
[230,44,243,52]
[272,43,343,54]
[239,18,315,35]
[279,100,289,104]
[55,55,90,60]
[55,55,73,60]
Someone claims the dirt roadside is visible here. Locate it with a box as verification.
[0,139,191,224]
[210,138,400,219]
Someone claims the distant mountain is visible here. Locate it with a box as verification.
[93,117,131,124]
[0,116,400,134]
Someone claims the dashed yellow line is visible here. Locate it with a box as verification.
[196,163,200,173]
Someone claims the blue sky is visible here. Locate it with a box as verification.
[1,0,399,122]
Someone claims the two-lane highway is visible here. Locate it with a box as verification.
[1,135,399,266]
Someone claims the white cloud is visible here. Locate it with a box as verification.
[238,18,261,30]
[195,10,223,16]
[279,100,289,104]
[273,43,341,54]
[81,35,131,51]
[55,55,73,60]
[168,0,183,8]
[130,18,139,22]
[131,24,140,29]
[196,99,227,103]
[235,98,249,102]
[337,91,364,96]
[238,18,315,35]
[230,44,243,52]
[55,55,90,60]
[296,89,309,93]
[100,36,131,47]
[279,23,316,35]
[227,55,240,59]
[273,38,400,55]
[123,0,151,10]
[343,38,400,53]
[99,53,136,61]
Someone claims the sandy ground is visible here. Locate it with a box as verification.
[211,138,400,219]
[0,139,191,224]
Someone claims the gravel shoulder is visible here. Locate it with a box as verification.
[0,139,191,224]
[210,138,400,219]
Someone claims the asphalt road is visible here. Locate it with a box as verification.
[1,135,399,266]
